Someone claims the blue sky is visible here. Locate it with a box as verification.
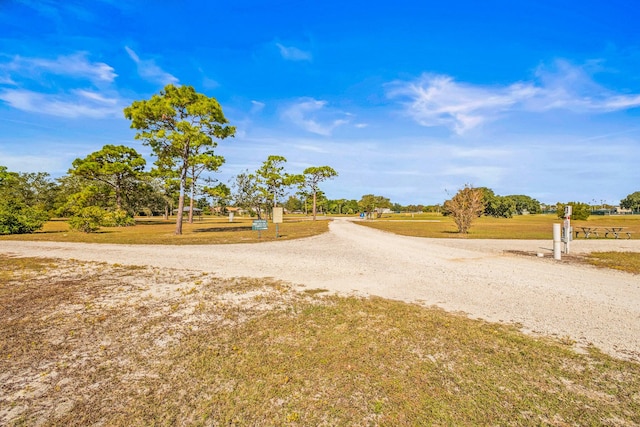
[1,0,639,206]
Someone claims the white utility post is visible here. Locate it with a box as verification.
[553,223,562,260]
[563,205,572,254]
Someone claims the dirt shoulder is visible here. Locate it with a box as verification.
[2,219,640,361]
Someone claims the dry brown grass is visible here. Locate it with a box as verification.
[584,251,640,274]
[361,213,640,240]
[2,255,640,426]
[0,216,329,245]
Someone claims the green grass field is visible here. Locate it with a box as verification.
[2,256,639,426]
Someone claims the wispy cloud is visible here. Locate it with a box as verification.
[0,52,117,85]
[0,52,122,118]
[125,46,178,85]
[0,88,122,118]
[387,60,640,134]
[250,100,265,114]
[276,43,312,62]
[281,98,349,136]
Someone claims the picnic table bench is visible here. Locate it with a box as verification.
[574,226,634,239]
[575,226,599,239]
[604,227,633,239]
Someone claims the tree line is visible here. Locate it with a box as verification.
[441,186,640,234]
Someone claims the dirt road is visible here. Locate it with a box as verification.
[3,218,640,360]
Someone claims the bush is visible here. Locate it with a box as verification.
[556,202,591,220]
[102,209,135,227]
[444,186,485,233]
[0,201,49,234]
[69,206,106,233]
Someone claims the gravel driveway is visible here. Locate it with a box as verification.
[3,218,640,361]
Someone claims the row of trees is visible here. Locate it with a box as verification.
[217,156,338,221]
[442,187,544,234]
[0,166,51,234]
[478,188,541,217]
[3,160,639,236]
[621,192,640,213]
[441,186,640,234]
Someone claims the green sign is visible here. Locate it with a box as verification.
[252,219,268,230]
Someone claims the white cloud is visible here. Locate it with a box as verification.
[124,46,140,62]
[0,88,121,118]
[388,60,640,134]
[276,43,312,62]
[0,151,69,175]
[281,98,349,136]
[0,52,124,118]
[0,75,15,85]
[0,52,117,85]
[125,46,179,85]
[387,74,535,134]
[202,77,220,89]
[74,89,118,105]
[250,100,265,114]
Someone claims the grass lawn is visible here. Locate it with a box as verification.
[0,216,330,245]
[358,212,640,240]
[2,256,639,426]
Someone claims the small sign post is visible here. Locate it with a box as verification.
[273,207,283,238]
[252,219,268,238]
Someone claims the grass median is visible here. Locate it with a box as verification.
[2,256,639,426]
[357,212,640,240]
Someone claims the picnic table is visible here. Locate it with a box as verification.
[604,227,633,239]
[575,226,599,239]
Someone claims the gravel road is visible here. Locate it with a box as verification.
[3,218,640,361]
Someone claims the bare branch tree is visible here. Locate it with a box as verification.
[444,185,485,234]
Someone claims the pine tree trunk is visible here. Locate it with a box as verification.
[312,191,317,221]
[188,182,195,224]
[175,173,186,235]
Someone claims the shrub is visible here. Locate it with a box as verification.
[0,200,49,234]
[444,185,485,233]
[556,202,591,220]
[102,209,135,227]
[69,206,106,233]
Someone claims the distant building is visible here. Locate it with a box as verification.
[614,206,633,215]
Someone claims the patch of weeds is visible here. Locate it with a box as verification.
[585,252,640,274]
[0,254,57,281]
[181,286,198,296]
[303,288,329,295]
